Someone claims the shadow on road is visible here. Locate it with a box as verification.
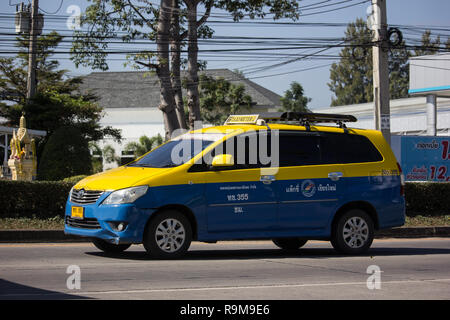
[84,245,450,261]
[0,279,92,300]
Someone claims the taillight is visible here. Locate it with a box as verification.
[397,162,405,196]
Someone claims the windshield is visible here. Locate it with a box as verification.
[127,133,226,168]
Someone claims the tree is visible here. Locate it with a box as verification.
[170,0,188,130]
[0,31,121,176]
[414,30,441,56]
[38,126,92,181]
[71,0,211,136]
[328,18,411,106]
[124,134,164,158]
[183,0,300,128]
[328,19,450,106]
[89,143,121,172]
[102,144,121,166]
[388,44,410,100]
[328,18,375,106]
[0,32,77,105]
[279,82,310,113]
[89,142,104,173]
[71,0,300,135]
[0,31,121,143]
[197,74,253,126]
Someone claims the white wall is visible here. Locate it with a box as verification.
[99,107,165,169]
[317,97,450,135]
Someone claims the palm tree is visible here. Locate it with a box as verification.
[124,134,164,159]
[102,145,121,165]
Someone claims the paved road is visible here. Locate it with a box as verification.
[0,238,449,300]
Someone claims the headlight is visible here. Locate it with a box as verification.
[102,186,148,205]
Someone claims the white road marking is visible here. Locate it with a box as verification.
[0,237,448,247]
[1,278,450,298]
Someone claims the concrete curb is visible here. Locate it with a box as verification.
[0,230,90,243]
[375,226,450,238]
[0,227,449,243]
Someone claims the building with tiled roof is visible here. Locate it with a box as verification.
[79,69,282,167]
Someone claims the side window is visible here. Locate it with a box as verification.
[321,133,383,164]
[188,131,272,172]
[279,132,321,167]
[214,132,272,170]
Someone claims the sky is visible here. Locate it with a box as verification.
[1,0,450,110]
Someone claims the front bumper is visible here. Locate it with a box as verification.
[64,196,155,244]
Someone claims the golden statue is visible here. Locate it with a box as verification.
[8,114,37,180]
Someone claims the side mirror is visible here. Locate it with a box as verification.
[211,154,234,168]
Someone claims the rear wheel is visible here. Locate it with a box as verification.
[272,238,308,250]
[92,238,131,253]
[331,209,374,255]
[143,210,192,259]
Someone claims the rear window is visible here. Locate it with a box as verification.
[321,132,383,164]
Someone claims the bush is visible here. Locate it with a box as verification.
[0,181,448,220]
[405,182,450,216]
[38,126,93,181]
[62,175,88,184]
[0,180,74,219]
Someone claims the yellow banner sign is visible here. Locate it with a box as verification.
[225,115,259,125]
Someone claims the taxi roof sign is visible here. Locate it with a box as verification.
[224,115,259,125]
[223,112,357,130]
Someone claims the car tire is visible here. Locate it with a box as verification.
[143,210,192,259]
[92,238,131,253]
[272,238,308,250]
[331,209,374,255]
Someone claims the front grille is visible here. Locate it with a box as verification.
[66,216,101,229]
[70,189,104,205]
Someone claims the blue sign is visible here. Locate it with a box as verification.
[399,136,450,182]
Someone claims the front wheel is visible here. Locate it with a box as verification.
[331,209,374,255]
[272,238,308,250]
[143,210,192,259]
[92,238,131,253]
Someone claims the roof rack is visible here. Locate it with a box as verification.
[259,112,357,131]
[224,112,357,131]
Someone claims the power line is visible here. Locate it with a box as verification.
[38,0,64,15]
[1,2,449,86]
[247,63,334,80]
[299,0,370,17]
[300,0,354,12]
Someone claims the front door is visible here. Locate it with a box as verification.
[203,131,278,233]
[205,168,278,233]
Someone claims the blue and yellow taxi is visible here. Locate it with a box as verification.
[64,113,405,258]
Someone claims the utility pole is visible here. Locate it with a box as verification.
[26,0,39,102]
[371,0,391,145]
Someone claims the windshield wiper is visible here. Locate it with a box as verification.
[127,163,155,168]
[127,163,178,168]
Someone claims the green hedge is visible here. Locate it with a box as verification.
[0,180,448,219]
[405,182,450,216]
[0,180,74,219]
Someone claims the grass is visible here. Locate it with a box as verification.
[404,215,450,227]
[0,215,449,230]
[0,216,65,230]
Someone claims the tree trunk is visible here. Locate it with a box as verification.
[157,0,180,139]
[170,0,188,130]
[184,0,202,130]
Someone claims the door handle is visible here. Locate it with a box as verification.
[260,175,276,184]
[328,172,343,181]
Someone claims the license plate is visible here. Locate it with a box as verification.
[71,206,84,219]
